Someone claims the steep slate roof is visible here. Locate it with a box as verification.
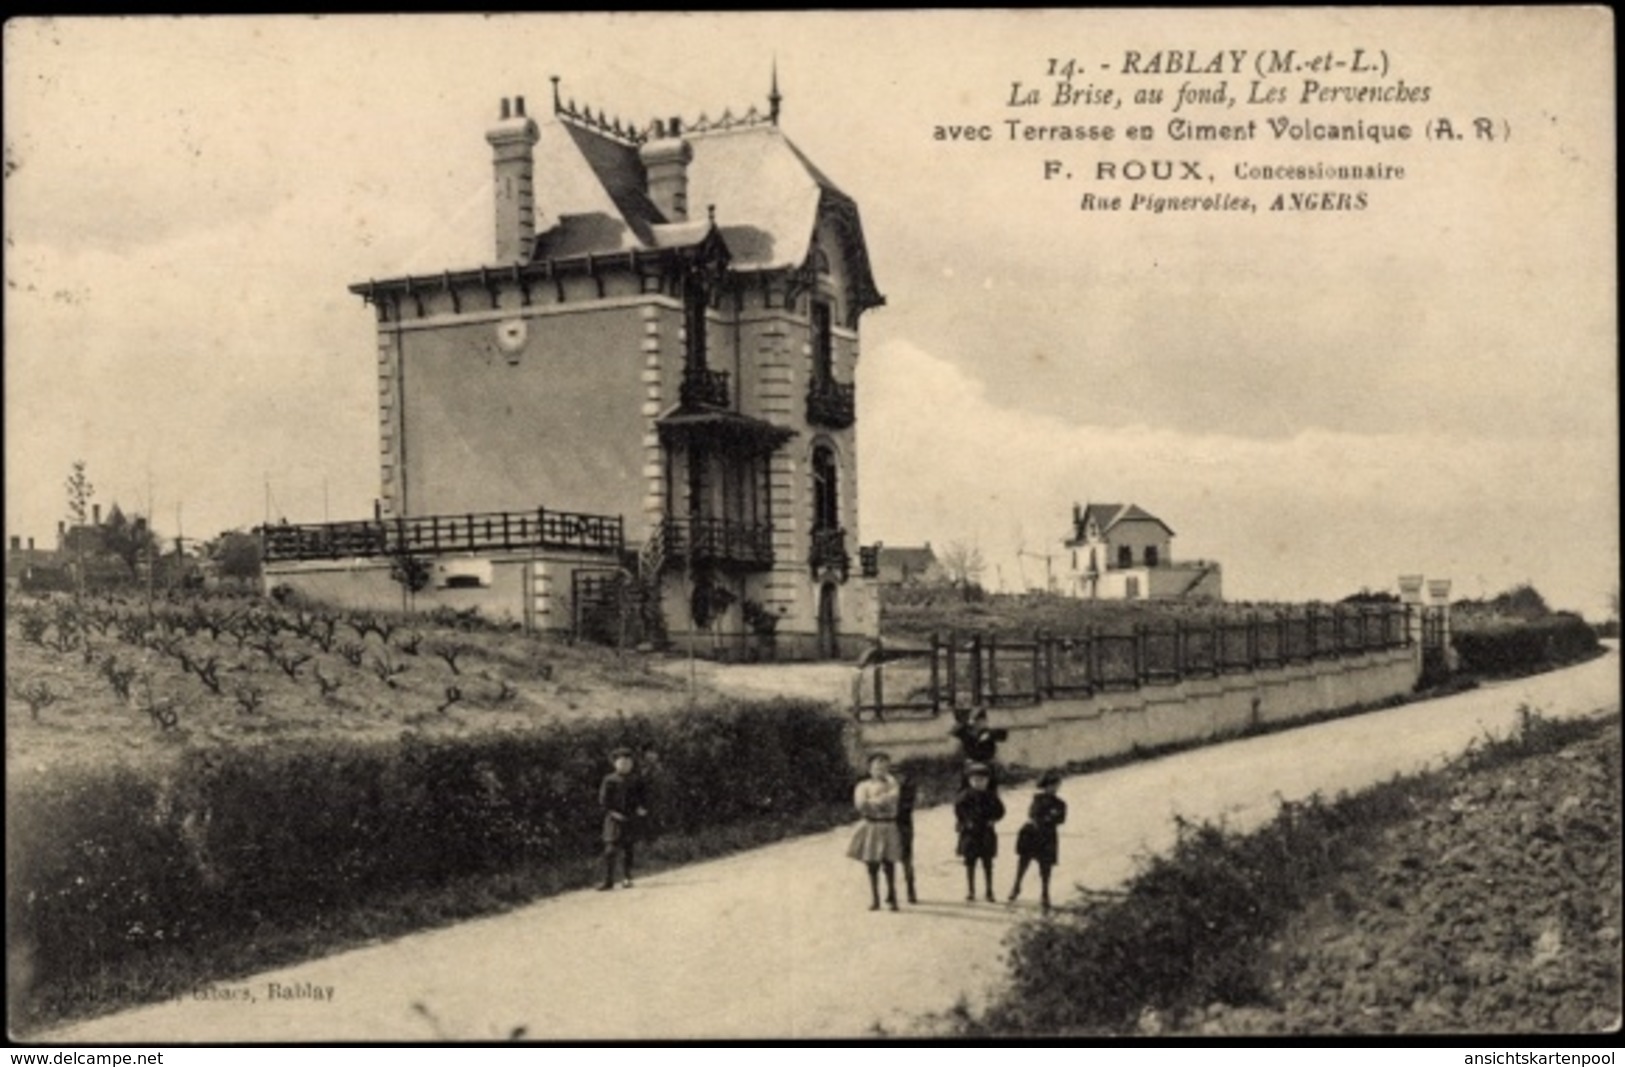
[1070,503,1175,542]
[878,545,938,570]
[531,117,880,302]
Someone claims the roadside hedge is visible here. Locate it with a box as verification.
[8,698,851,1021]
[1452,613,1600,677]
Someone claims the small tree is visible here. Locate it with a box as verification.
[64,460,95,597]
[212,530,263,584]
[388,550,432,611]
[939,541,987,601]
[102,504,159,581]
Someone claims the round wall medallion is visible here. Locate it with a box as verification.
[496,318,528,353]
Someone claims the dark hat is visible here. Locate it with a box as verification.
[965,761,991,778]
[1038,770,1062,788]
[610,746,634,760]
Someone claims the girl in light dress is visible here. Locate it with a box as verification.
[847,752,903,911]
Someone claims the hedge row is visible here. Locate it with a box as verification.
[1452,613,1601,677]
[8,699,852,1017]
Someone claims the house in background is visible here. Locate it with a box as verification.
[261,75,886,659]
[1063,502,1222,601]
[873,543,944,586]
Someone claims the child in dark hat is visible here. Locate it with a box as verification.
[950,706,1008,790]
[847,751,904,911]
[954,762,1006,902]
[1010,769,1068,911]
[598,747,646,890]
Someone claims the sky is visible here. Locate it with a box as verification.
[4,12,1617,616]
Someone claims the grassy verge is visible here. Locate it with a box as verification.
[951,707,1613,1036]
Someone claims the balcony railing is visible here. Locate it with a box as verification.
[809,525,850,578]
[661,516,774,570]
[858,544,881,579]
[806,378,855,429]
[261,508,625,563]
[680,366,730,409]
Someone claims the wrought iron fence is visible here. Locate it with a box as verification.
[854,605,1413,721]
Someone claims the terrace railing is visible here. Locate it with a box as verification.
[261,508,624,563]
[853,604,1414,721]
[661,516,775,571]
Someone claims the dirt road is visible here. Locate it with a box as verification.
[44,650,1619,1041]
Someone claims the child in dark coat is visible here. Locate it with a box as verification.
[598,747,646,890]
[1010,769,1068,911]
[894,769,919,905]
[954,762,1005,902]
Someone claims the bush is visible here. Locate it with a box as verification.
[8,698,851,1029]
[1452,613,1601,677]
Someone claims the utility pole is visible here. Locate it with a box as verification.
[145,468,155,616]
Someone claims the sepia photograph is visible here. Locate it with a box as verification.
[4,10,1618,1043]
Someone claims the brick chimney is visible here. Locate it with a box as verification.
[640,117,693,222]
[486,95,541,263]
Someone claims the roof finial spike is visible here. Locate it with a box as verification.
[769,58,782,124]
[551,76,562,114]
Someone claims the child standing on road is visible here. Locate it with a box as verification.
[847,752,904,911]
[1010,770,1068,911]
[894,767,919,905]
[955,762,1005,902]
[598,747,646,890]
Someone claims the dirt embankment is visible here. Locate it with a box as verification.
[1192,717,1621,1035]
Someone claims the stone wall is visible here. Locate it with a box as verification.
[856,645,1420,767]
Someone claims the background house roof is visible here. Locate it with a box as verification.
[1071,503,1176,541]
[877,544,938,571]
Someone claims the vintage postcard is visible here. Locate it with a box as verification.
[5,10,1617,1044]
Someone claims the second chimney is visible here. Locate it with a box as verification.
[640,118,693,222]
[486,95,541,263]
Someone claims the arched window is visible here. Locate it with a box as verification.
[811,301,833,386]
[812,445,839,532]
[684,276,707,368]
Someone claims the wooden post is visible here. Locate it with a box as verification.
[1043,631,1056,698]
[1133,624,1147,686]
[873,634,884,715]
[1031,630,1042,702]
[988,633,999,705]
[946,628,958,711]
[1248,614,1259,670]
[929,631,941,716]
[1174,620,1186,681]
[970,633,983,706]
[1087,625,1100,693]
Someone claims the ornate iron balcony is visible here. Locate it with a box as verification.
[660,516,774,571]
[680,366,730,409]
[806,378,855,429]
[809,525,850,579]
[858,543,881,579]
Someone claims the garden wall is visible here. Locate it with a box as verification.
[857,646,1420,767]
